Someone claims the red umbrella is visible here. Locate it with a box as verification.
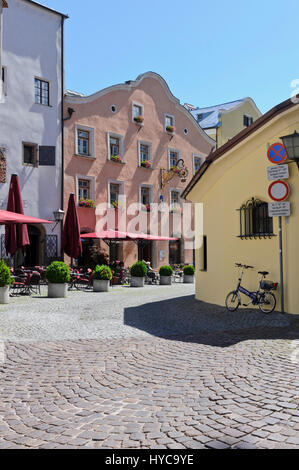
[5,174,30,256]
[0,210,51,225]
[62,193,82,259]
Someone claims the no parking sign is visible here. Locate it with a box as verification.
[267,143,287,164]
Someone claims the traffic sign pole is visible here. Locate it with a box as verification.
[279,216,284,313]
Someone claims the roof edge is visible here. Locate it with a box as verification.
[23,0,69,19]
[182,96,298,199]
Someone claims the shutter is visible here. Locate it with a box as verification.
[39,146,56,166]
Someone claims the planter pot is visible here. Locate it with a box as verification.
[160,276,172,286]
[48,283,68,298]
[0,285,9,304]
[93,279,110,292]
[183,275,194,284]
[130,276,145,288]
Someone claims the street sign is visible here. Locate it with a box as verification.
[268,202,290,217]
[268,180,290,202]
[267,143,287,164]
[267,164,289,181]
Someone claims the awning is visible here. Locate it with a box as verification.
[80,230,178,241]
[0,209,52,225]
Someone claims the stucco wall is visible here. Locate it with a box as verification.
[0,0,63,251]
[188,103,299,314]
[64,73,214,267]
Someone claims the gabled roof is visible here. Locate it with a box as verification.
[188,98,260,129]
[182,96,298,199]
[23,0,68,18]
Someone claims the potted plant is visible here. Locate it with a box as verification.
[93,265,112,292]
[79,198,95,208]
[130,261,147,287]
[159,265,173,285]
[46,261,71,298]
[110,154,122,163]
[134,115,144,124]
[166,125,176,134]
[0,260,13,304]
[140,160,152,169]
[183,265,195,283]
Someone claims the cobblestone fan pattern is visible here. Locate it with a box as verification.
[0,327,299,449]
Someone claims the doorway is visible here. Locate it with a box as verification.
[24,225,41,267]
[138,240,152,264]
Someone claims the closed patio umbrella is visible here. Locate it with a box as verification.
[62,193,82,260]
[5,174,30,256]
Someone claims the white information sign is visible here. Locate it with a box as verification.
[268,202,290,217]
[267,164,289,181]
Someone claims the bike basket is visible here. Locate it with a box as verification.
[260,281,278,291]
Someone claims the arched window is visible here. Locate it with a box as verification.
[238,198,274,239]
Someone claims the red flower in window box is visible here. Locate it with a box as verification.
[140,160,152,169]
[79,199,95,208]
[166,125,176,133]
[110,154,122,163]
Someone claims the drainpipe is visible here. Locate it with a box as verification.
[60,16,65,260]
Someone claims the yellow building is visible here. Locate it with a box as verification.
[182,97,299,314]
[185,98,262,148]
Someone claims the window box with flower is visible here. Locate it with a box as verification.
[170,204,183,214]
[166,125,176,134]
[140,160,152,169]
[78,198,95,208]
[141,203,151,212]
[110,154,123,163]
[134,115,144,125]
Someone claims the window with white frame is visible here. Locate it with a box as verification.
[35,78,50,106]
[78,179,91,200]
[108,133,124,161]
[165,114,175,132]
[75,125,94,157]
[139,141,152,167]
[243,115,253,127]
[168,149,180,169]
[170,190,180,206]
[193,155,204,174]
[132,103,143,121]
[141,186,150,205]
[110,182,121,206]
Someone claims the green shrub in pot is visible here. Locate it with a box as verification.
[46,262,70,298]
[183,265,195,276]
[159,265,173,285]
[130,261,147,287]
[0,260,13,304]
[93,265,112,281]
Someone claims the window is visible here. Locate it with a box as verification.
[141,187,150,205]
[110,136,120,157]
[75,125,94,157]
[35,78,50,106]
[110,183,120,205]
[133,103,143,119]
[243,115,253,127]
[197,114,203,121]
[170,190,180,206]
[165,114,174,130]
[193,155,203,174]
[169,149,180,168]
[78,179,91,200]
[138,141,152,167]
[238,198,274,239]
[23,143,38,166]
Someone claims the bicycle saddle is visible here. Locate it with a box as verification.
[258,271,269,276]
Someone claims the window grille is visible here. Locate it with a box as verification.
[237,198,275,239]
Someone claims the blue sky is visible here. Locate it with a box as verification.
[42,0,299,113]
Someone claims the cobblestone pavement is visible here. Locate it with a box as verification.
[0,285,299,449]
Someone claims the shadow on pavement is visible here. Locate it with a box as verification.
[124,295,299,347]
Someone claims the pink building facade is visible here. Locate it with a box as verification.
[64,72,214,268]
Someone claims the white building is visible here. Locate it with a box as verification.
[0,0,67,266]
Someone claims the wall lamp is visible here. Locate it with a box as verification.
[63,107,75,121]
[280,130,299,169]
[52,209,65,232]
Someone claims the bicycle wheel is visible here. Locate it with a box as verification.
[225,291,241,312]
[258,292,276,314]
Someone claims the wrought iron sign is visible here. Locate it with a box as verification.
[161,159,189,189]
